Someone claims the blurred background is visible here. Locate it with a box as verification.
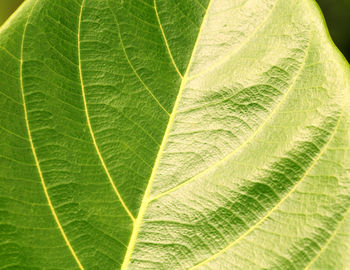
[0,0,349,60]
[0,0,24,25]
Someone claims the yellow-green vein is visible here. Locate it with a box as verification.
[189,110,344,269]
[154,0,183,78]
[120,0,214,268]
[20,0,84,269]
[107,0,170,116]
[304,206,350,269]
[188,0,279,80]
[78,0,135,222]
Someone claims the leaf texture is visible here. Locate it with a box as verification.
[0,0,349,269]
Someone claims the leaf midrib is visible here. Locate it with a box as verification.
[120,0,215,268]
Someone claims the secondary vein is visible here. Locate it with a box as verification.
[20,0,84,269]
[189,109,344,269]
[188,0,279,81]
[108,0,170,116]
[154,0,183,78]
[78,0,135,221]
[304,206,350,270]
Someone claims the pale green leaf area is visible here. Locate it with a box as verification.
[0,0,349,269]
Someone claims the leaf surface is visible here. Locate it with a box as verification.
[0,0,349,269]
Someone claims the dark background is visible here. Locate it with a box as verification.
[0,0,349,61]
[0,0,24,26]
[316,0,350,61]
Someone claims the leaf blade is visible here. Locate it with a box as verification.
[0,0,349,269]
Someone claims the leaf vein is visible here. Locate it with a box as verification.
[78,0,135,221]
[189,110,344,269]
[304,206,350,269]
[107,1,170,116]
[154,0,183,78]
[20,0,84,269]
[120,0,214,268]
[188,0,279,81]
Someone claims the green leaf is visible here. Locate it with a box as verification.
[1,0,349,269]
